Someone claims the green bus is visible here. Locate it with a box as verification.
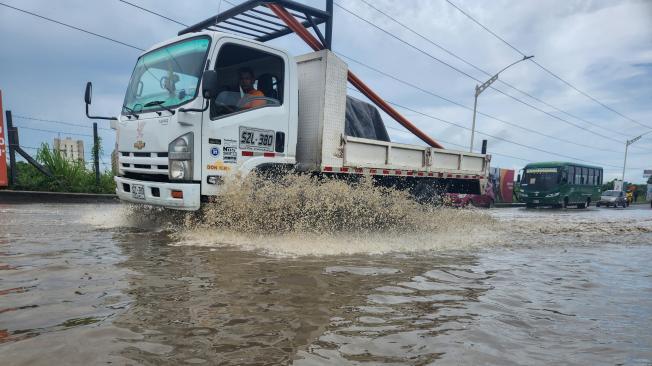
[518,162,603,208]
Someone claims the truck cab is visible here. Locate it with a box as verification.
[113,31,297,210]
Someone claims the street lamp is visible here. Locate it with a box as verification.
[469,55,534,152]
[622,131,651,180]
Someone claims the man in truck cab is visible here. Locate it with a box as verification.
[238,67,266,110]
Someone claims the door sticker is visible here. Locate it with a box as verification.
[223,139,237,164]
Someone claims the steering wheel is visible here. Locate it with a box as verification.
[213,100,237,114]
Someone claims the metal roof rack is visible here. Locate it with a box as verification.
[178,0,333,49]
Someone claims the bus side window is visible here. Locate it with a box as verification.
[597,170,602,185]
[568,166,575,184]
[582,167,588,185]
[589,168,594,185]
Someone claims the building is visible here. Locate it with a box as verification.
[54,137,85,163]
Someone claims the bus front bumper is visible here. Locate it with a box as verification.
[115,176,201,211]
[522,196,561,206]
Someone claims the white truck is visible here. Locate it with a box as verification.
[84,0,489,211]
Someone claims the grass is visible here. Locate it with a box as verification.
[11,142,115,194]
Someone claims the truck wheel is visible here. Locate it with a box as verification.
[411,182,436,204]
[562,198,568,209]
[596,202,601,207]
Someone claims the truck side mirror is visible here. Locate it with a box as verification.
[85,82,93,105]
[201,70,218,99]
[84,81,116,121]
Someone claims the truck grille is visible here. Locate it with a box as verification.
[119,151,169,180]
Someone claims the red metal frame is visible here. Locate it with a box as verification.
[267,3,444,149]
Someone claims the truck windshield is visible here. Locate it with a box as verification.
[123,37,210,114]
[522,168,560,190]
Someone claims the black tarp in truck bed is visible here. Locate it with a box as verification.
[345,96,390,142]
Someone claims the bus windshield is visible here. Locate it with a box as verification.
[122,37,210,115]
[522,168,559,190]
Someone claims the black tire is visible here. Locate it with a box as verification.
[562,198,568,209]
[596,202,601,207]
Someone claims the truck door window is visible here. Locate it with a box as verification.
[211,43,285,119]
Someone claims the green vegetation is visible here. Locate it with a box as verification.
[11,143,115,194]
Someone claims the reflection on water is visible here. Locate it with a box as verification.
[0,204,651,365]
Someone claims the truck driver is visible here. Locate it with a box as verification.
[238,67,266,110]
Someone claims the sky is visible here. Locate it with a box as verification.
[0,0,651,182]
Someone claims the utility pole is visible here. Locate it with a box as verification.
[470,55,534,152]
[93,122,100,187]
[6,110,17,186]
[622,132,649,181]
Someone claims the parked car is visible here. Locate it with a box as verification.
[596,190,628,208]
[444,193,495,208]
[444,180,496,208]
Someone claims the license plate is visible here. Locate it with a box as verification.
[533,200,539,203]
[239,126,274,152]
[132,184,145,200]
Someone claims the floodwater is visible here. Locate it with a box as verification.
[1,203,651,365]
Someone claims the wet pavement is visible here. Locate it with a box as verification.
[1,203,651,365]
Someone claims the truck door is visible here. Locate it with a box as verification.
[201,38,291,195]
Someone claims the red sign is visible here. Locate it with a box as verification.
[499,168,515,203]
[0,90,7,187]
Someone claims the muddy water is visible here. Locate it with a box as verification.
[1,203,651,365]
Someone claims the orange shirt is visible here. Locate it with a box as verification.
[241,90,266,109]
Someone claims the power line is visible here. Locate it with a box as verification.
[13,115,112,131]
[115,0,644,168]
[356,0,631,140]
[385,125,532,163]
[14,125,94,138]
[339,53,624,154]
[118,0,629,147]
[333,1,626,145]
[117,0,188,27]
[347,87,639,169]
[443,0,652,130]
[0,2,145,51]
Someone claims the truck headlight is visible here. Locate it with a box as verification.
[545,192,560,197]
[168,132,193,181]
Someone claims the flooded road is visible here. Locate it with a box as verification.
[1,203,651,365]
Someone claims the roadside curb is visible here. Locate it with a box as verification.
[0,190,119,204]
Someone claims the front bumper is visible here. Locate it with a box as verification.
[598,199,618,206]
[115,176,201,211]
[522,197,560,206]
